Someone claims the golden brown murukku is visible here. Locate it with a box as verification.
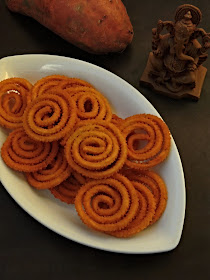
[23,90,77,142]
[109,181,156,237]
[122,168,168,224]
[1,128,59,172]
[26,147,72,189]
[121,114,171,169]
[58,78,94,91]
[0,78,32,129]
[31,75,69,100]
[111,114,124,128]
[50,171,87,204]
[65,120,127,179]
[31,75,94,100]
[59,87,112,146]
[70,87,112,122]
[75,174,139,232]
[0,73,172,240]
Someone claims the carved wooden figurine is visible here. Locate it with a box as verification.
[140,4,210,100]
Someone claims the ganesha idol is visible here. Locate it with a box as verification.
[140,4,210,100]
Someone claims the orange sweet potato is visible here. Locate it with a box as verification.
[6,0,134,54]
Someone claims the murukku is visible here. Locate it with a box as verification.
[26,147,72,189]
[50,171,87,204]
[64,120,127,179]
[31,75,70,100]
[75,174,139,232]
[58,78,94,91]
[111,114,124,128]
[71,87,112,122]
[0,73,172,240]
[122,168,168,224]
[31,75,94,100]
[59,87,112,146]
[109,181,156,237]
[1,128,59,172]
[23,90,77,142]
[121,114,171,169]
[0,78,32,129]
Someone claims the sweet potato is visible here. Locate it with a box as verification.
[6,0,134,54]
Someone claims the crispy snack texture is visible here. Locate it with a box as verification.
[75,174,139,232]
[0,75,171,239]
[60,87,112,146]
[31,75,94,100]
[111,114,124,128]
[0,78,32,129]
[23,90,77,142]
[64,120,128,179]
[1,128,59,172]
[109,181,156,237]
[121,114,171,170]
[26,147,72,189]
[50,171,88,204]
[121,168,168,225]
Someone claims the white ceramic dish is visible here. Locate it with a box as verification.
[0,54,185,254]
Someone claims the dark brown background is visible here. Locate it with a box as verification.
[0,0,209,279]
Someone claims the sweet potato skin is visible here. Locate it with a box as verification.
[6,0,134,54]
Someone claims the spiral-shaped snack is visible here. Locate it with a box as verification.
[111,114,124,128]
[26,147,72,189]
[31,75,69,100]
[70,87,112,122]
[122,169,168,224]
[65,120,127,179]
[1,128,59,172]
[31,75,94,100]
[58,78,94,91]
[33,84,112,147]
[0,78,33,129]
[121,114,171,169]
[50,171,87,204]
[75,174,139,232]
[109,181,156,237]
[59,87,112,147]
[23,90,77,142]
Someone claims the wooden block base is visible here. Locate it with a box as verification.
[140,53,207,101]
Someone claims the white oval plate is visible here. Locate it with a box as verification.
[0,54,185,254]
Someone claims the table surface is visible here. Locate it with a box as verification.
[0,0,209,279]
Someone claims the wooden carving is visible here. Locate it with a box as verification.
[140,4,210,100]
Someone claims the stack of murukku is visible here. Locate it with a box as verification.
[0,75,171,238]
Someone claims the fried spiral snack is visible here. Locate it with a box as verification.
[65,120,127,179]
[58,78,94,91]
[111,114,124,128]
[109,181,156,237]
[23,90,77,142]
[59,87,112,146]
[50,171,87,204]
[75,174,139,232]
[0,78,32,129]
[0,73,171,239]
[122,169,168,224]
[26,147,72,189]
[31,75,69,100]
[121,114,171,169]
[31,75,94,100]
[1,128,59,172]
[70,87,112,122]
